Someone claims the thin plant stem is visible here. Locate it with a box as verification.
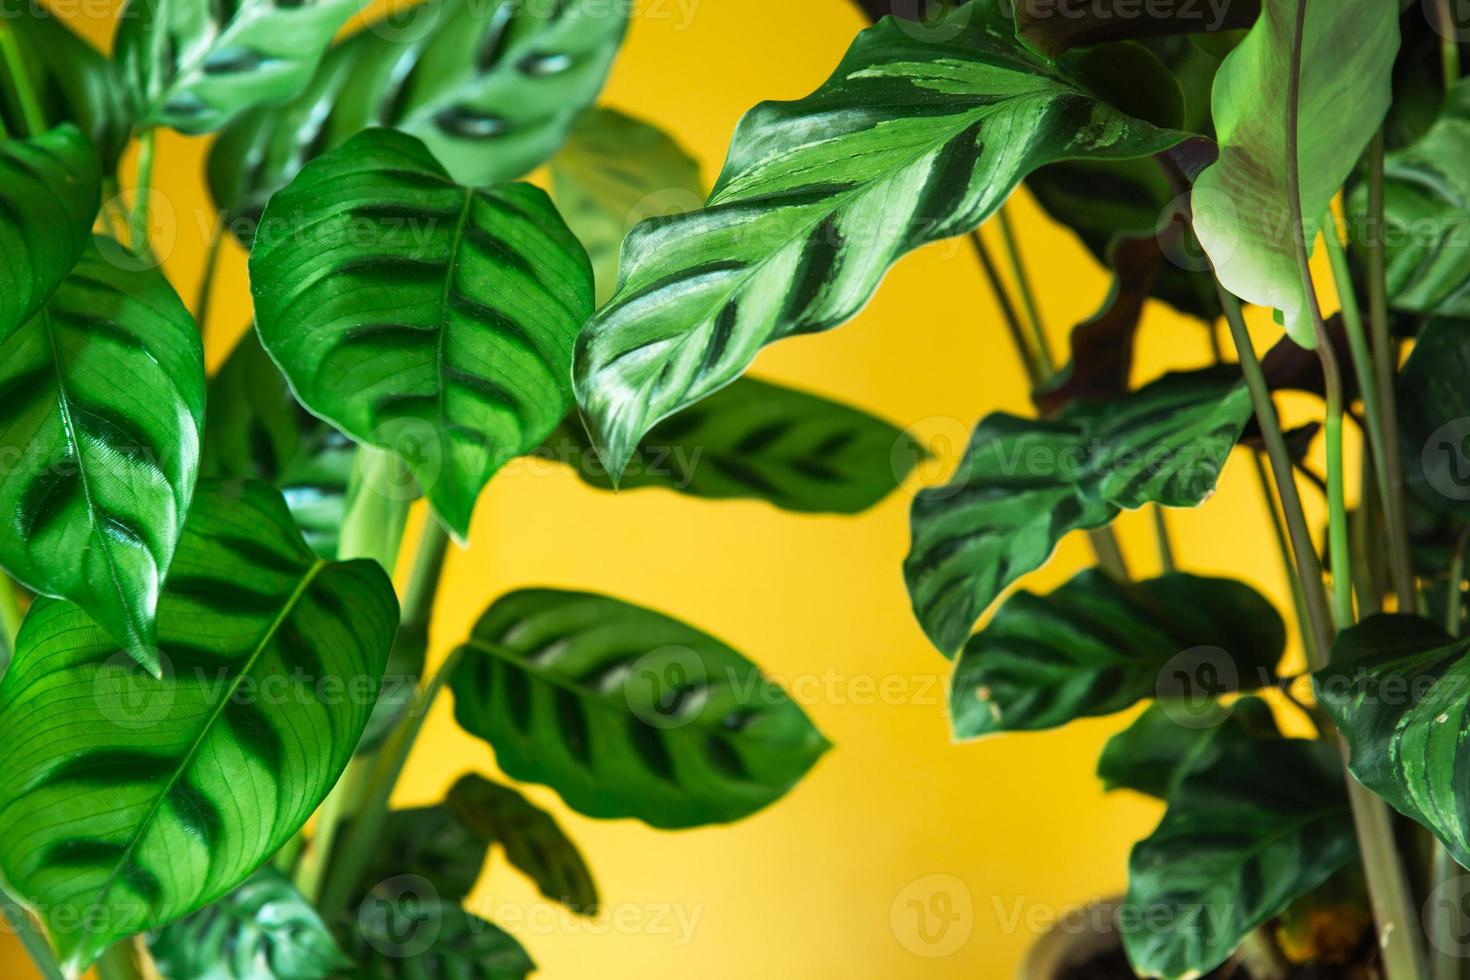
[1250,451,1320,667]
[94,939,143,980]
[293,755,370,902]
[968,230,1043,388]
[0,20,46,136]
[129,130,157,256]
[1150,505,1176,573]
[997,205,1055,375]
[400,518,451,641]
[1,886,63,980]
[194,221,225,338]
[0,574,23,650]
[1428,528,1468,980]
[1435,0,1462,88]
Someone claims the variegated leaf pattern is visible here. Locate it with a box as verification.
[572,0,1184,479]
[0,126,99,342]
[249,128,594,540]
[0,479,397,974]
[449,589,830,829]
[343,890,532,980]
[0,236,203,672]
[208,0,629,240]
[906,370,1253,655]
[354,804,489,902]
[555,375,924,514]
[113,0,365,134]
[447,773,598,913]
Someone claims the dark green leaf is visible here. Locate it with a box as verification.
[1314,613,1470,868]
[351,805,489,903]
[148,868,348,980]
[0,480,398,973]
[906,369,1253,654]
[1014,0,1259,59]
[249,128,594,540]
[1124,738,1356,978]
[0,125,99,342]
[951,570,1284,738]
[114,0,363,134]
[1397,318,1470,522]
[202,328,355,558]
[0,236,203,671]
[1098,695,1280,799]
[447,773,598,913]
[572,0,1184,479]
[342,888,532,980]
[556,376,923,514]
[449,589,829,829]
[208,0,629,241]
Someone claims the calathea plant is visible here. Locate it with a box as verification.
[570,0,1470,977]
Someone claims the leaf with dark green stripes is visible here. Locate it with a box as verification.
[0,126,99,342]
[1124,738,1357,979]
[951,570,1284,739]
[147,868,348,980]
[208,0,629,241]
[906,369,1253,655]
[1397,318,1470,522]
[550,106,704,305]
[353,805,489,903]
[1314,613,1470,869]
[572,0,1185,480]
[1098,695,1280,799]
[114,0,364,134]
[555,376,923,514]
[342,888,532,980]
[447,773,598,913]
[202,328,355,558]
[0,236,203,671]
[0,479,398,973]
[249,128,594,540]
[449,589,829,829]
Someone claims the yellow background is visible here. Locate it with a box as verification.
[4,2,1331,977]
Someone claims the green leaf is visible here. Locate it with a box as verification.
[550,107,705,305]
[1124,738,1357,979]
[0,479,398,973]
[114,0,364,135]
[449,589,829,829]
[147,868,348,980]
[1314,613,1470,868]
[202,328,355,558]
[951,570,1284,739]
[342,889,532,980]
[1098,695,1280,799]
[0,5,132,171]
[906,369,1253,654]
[249,128,594,540]
[1015,0,1260,59]
[0,126,99,342]
[208,0,629,240]
[0,236,203,671]
[447,774,598,913]
[556,375,923,514]
[1397,318,1470,522]
[353,805,489,903]
[572,0,1184,480]
[1191,0,1398,344]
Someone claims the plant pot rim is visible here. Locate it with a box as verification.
[1018,894,1128,980]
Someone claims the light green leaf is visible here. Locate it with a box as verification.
[0,236,203,672]
[447,773,598,913]
[0,126,99,342]
[550,107,704,305]
[556,375,923,514]
[1098,695,1280,799]
[572,0,1185,479]
[342,891,532,980]
[906,369,1253,655]
[0,480,398,974]
[951,571,1284,739]
[114,0,364,134]
[147,868,349,980]
[249,128,594,540]
[449,589,830,829]
[1124,738,1356,979]
[1191,0,1398,344]
[208,0,629,240]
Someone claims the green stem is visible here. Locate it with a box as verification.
[1149,505,1176,573]
[1249,451,1320,667]
[0,20,46,136]
[129,130,157,257]
[968,230,1043,389]
[0,574,23,652]
[997,205,1055,375]
[0,887,63,980]
[400,519,451,640]
[293,755,370,902]
[93,939,143,980]
[1316,321,1353,629]
[1436,0,1462,89]
[194,221,225,338]
[338,446,413,570]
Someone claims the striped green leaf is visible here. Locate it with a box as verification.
[0,126,99,342]
[0,236,203,672]
[0,479,398,974]
[449,589,830,829]
[906,370,1253,655]
[1314,613,1470,869]
[114,0,364,134]
[1124,739,1356,979]
[147,868,348,980]
[1098,695,1281,799]
[355,805,489,903]
[249,128,594,540]
[1397,318,1470,522]
[208,0,629,240]
[555,376,923,514]
[202,328,355,558]
[951,570,1284,739]
[447,774,598,913]
[572,0,1184,479]
[344,889,532,980]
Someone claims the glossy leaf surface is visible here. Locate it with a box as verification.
[1098,695,1280,799]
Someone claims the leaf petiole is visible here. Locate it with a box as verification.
[0,19,46,136]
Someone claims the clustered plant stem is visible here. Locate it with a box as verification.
[0,19,46,137]
[129,129,156,256]
[194,221,225,337]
